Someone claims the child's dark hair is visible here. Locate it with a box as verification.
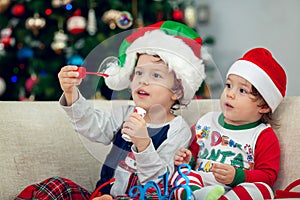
[250,86,280,128]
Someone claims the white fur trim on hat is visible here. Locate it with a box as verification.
[227,60,283,112]
[105,30,205,105]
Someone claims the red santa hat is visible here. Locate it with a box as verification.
[104,21,205,106]
[227,47,287,112]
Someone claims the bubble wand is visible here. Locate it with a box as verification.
[75,66,109,78]
[73,56,120,79]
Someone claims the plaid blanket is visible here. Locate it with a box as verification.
[15,177,91,200]
[15,177,172,200]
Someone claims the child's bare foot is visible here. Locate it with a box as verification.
[93,194,113,200]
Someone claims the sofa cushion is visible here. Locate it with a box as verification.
[0,97,299,199]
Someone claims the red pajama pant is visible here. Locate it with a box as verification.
[170,168,274,200]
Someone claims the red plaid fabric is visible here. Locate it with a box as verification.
[15,176,91,200]
[15,177,172,199]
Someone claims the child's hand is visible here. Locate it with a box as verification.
[58,65,82,94]
[211,163,235,185]
[174,147,192,166]
[121,112,150,152]
[58,65,82,105]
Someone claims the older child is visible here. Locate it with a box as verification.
[173,47,287,200]
[15,21,205,200]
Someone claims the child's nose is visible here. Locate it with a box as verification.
[139,75,149,85]
[226,89,235,99]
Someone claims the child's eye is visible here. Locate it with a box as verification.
[153,73,162,78]
[239,88,248,94]
[135,70,142,76]
[225,83,232,89]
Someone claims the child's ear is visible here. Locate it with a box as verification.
[259,106,271,114]
[171,93,179,101]
[172,88,183,101]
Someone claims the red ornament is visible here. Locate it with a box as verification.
[45,8,52,16]
[172,8,183,21]
[0,27,15,48]
[1,37,12,47]
[11,4,25,17]
[67,9,86,34]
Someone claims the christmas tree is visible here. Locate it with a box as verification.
[0,0,204,101]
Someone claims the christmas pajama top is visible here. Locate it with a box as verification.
[193,111,280,189]
[59,92,192,196]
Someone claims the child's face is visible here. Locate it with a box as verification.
[220,74,267,126]
[130,54,178,111]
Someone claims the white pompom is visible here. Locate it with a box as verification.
[104,64,131,90]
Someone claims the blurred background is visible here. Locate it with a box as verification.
[0,0,299,101]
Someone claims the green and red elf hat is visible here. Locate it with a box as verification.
[227,47,287,112]
[105,20,206,106]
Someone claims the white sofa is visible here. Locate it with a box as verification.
[1,97,300,199]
